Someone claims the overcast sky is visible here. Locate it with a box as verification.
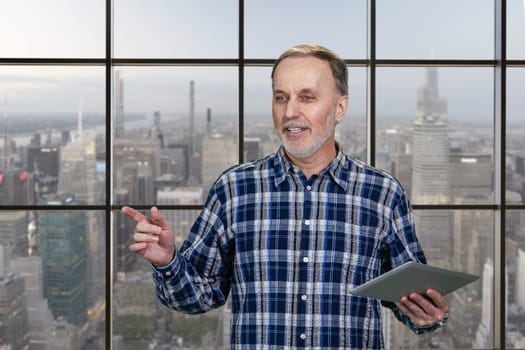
[0,0,524,125]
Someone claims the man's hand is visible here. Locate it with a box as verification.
[395,289,449,328]
[122,206,176,267]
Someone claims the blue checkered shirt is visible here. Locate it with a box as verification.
[152,146,446,349]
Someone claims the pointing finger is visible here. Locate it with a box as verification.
[122,206,149,223]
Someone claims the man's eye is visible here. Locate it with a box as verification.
[300,95,315,101]
[274,95,286,102]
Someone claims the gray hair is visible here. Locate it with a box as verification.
[271,44,348,96]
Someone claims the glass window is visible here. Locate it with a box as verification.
[385,209,492,349]
[376,67,494,204]
[0,208,106,349]
[506,210,525,348]
[113,0,238,58]
[506,68,525,204]
[113,209,225,348]
[112,67,238,206]
[376,0,494,59]
[245,0,368,59]
[507,0,525,59]
[2,2,517,349]
[0,66,106,205]
[0,1,105,58]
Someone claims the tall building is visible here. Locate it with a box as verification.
[27,146,60,199]
[57,133,97,205]
[0,211,28,257]
[0,270,30,349]
[10,255,55,350]
[517,249,525,309]
[201,133,237,194]
[57,132,103,308]
[474,259,494,348]
[114,70,125,139]
[411,67,451,268]
[39,194,88,326]
[450,153,492,202]
[113,137,161,205]
[244,137,262,162]
[0,167,32,205]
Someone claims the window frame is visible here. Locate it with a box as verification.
[1,1,524,349]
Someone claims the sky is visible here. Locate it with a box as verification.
[0,0,525,124]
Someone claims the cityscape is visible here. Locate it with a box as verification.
[0,65,524,349]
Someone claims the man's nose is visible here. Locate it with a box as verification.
[285,98,300,118]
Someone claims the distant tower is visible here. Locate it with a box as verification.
[115,70,125,138]
[153,110,161,129]
[412,67,449,202]
[189,80,195,156]
[77,98,83,140]
[3,93,8,169]
[411,67,451,268]
[206,107,212,135]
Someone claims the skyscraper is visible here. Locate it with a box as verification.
[0,270,30,349]
[39,194,88,326]
[474,259,494,348]
[115,70,125,139]
[411,67,452,268]
[412,66,450,203]
[0,211,28,256]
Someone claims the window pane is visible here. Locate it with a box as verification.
[377,0,494,59]
[0,66,106,205]
[113,209,227,348]
[245,0,367,59]
[506,210,525,348]
[507,68,525,204]
[114,0,238,58]
[0,208,106,349]
[244,66,367,161]
[507,0,525,59]
[0,1,105,58]
[112,67,238,206]
[385,209,492,349]
[376,67,494,204]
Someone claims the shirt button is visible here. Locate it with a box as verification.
[306,185,312,191]
[304,219,310,226]
[165,271,171,277]
[302,257,309,263]
[300,333,306,340]
[301,294,308,301]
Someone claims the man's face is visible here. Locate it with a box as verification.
[272,56,347,162]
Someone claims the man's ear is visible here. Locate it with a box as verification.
[335,95,349,123]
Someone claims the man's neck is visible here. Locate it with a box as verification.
[287,143,337,180]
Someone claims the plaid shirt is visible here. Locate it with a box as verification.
[153,146,445,349]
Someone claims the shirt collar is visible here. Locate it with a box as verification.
[273,143,348,190]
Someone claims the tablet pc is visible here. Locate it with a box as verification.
[350,262,479,303]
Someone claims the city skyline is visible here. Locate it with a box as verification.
[1,1,525,349]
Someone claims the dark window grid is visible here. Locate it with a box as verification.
[0,0,522,349]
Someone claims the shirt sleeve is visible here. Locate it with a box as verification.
[151,182,234,314]
[382,188,448,333]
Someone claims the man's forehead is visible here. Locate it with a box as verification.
[272,56,335,92]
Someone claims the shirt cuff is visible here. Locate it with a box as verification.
[152,251,181,279]
[412,312,449,334]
